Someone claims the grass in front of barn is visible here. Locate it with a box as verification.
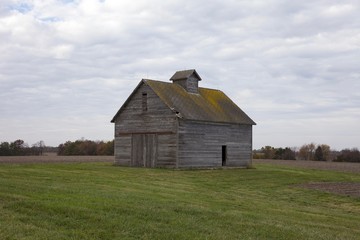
[0,162,359,240]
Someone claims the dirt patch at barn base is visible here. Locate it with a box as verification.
[298,182,360,198]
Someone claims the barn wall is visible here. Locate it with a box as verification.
[177,120,252,167]
[186,75,199,94]
[114,133,177,167]
[157,133,177,167]
[114,135,131,166]
[114,82,177,166]
[114,83,177,135]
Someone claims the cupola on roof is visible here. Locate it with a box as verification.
[170,69,202,81]
[170,69,202,94]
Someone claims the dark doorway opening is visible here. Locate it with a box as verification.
[222,145,227,166]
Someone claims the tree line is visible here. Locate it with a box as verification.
[0,140,46,156]
[0,139,114,156]
[253,143,360,162]
[57,139,114,156]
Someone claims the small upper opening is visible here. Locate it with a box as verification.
[142,93,147,112]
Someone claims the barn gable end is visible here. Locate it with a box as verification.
[112,80,178,167]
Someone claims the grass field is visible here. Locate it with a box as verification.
[0,162,359,240]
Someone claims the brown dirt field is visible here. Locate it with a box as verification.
[253,159,360,173]
[298,182,360,198]
[0,155,115,164]
[254,159,360,198]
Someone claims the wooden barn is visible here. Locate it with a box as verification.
[111,69,256,168]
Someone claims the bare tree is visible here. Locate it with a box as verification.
[298,143,316,160]
[32,140,45,155]
[320,144,331,161]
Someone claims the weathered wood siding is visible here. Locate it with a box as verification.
[186,75,199,94]
[114,82,177,167]
[131,134,157,167]
[114,135,131,166]
[157,134,177,167]
[113,80,253,168]
[114,83,177,135]
[177,120,252,167]
[172,75,199,94]
[114,133,177,167]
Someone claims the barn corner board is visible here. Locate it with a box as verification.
[111,69,256,168]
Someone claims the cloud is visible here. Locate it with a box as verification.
[0,0,359,149]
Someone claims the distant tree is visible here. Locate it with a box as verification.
[273,147,296,160]
[58,141,77,155]
[255,146,295,160]
[261,146,275,159]
[282,147,296,160]
[335,148,360,162]
[58,139,114,156]
[79,140,97,155]
[328,150,339,162]
[319,144,331,161]
[32,140,45,155]
[10,139,28,156]
[308,143,316,160]
[96,140,114,155]
[1,140,54,156]
[298,143,316,160]
[314,146,324,161]
[57,143,65,155]
[0,142,11,156]
[274,148,284,159]
[252,149,264,159]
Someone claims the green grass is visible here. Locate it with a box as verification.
[0,162,359,240]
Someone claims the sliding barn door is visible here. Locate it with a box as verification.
[131,134,157,167]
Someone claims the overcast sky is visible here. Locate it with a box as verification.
[1,0,359,150]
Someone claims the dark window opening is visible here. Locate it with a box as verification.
[142,93,147,111]
[222,145,227,166]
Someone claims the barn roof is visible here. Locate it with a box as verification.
[170,69,202,81]
[138,79,255,125]
[111,72,255,125]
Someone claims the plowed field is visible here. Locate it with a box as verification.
[254,159,360,198]
[253,159,360,173]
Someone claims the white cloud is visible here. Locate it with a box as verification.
[322,4,355,17]
[0,0,359,150]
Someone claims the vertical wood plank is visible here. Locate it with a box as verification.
[132,134,144,167]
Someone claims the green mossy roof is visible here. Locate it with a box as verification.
[145,79,256,125]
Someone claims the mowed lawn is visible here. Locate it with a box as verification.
[0,162,359,240]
